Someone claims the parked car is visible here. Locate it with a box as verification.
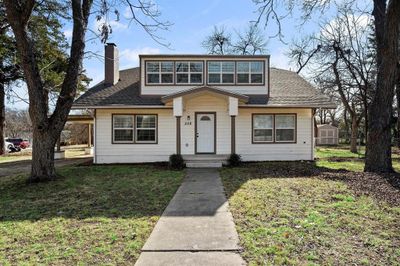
[5,138,29,149]
[4,140,19,152]
[19,140,30,149]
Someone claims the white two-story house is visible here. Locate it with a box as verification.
[73,43,335,165]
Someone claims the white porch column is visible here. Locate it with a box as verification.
[173,97,183,154]
[229,97,238,116]
[173,97,183,117]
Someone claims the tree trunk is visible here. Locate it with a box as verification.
[30,130,57,182]
[350,115,358,153]
[397,84,400,147]
[364,0,400,173]
[0,80,4,156]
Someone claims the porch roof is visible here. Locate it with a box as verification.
[161,86,249,103]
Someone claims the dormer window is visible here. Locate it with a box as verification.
[176,61,203,84]
[207,61,235,84]
[237,61,264,84]
[146,61,174,84]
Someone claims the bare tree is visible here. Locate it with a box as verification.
[202,25,232,55]
[4,0,171,182]
[4,109,32,139]
[231,24,267,55]
[364,0,400,172]
[288,4,375,153]
[202,24,267,55]
[253,0,400,172]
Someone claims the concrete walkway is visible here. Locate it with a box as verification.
[135,168,245,266]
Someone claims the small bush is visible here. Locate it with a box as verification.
[228,153,242,167]
[169,154,185,170]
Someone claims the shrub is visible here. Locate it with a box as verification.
[228,153,242,167]
[169,154,185,170]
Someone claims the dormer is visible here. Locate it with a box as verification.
[139,55,270,95]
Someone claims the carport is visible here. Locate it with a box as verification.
[55,114,94,159]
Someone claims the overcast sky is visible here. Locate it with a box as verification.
[7,0,351,110]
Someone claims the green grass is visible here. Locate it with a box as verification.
[221,164,400,265]
[315,145,400,172]
[316,146,365,159]
[0,165,184,265]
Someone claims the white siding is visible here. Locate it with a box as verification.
[140,56,269,95]
[180,94,231,155]
[95,109,175,163]
[236,108,313,161]
[93,104,314,163]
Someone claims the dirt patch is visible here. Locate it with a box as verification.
[320,171,400,206]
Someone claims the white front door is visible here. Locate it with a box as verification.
[196,113,215,153]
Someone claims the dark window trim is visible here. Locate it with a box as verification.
[145,61,175,85]
[144,60,205,86]
[112,114,135,144]
[135,114,158,144]
[236,61,264,85]
[175,61,204,85]
[112,114,158,144]
[206,60,236,85]
[252,113,297,144]
[143,59,267,87]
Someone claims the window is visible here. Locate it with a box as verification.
[136,115,157,143]
[113,115,134,143]
[208,61,235,84]
[237,61,263,84]
[275,115,296,142]
[176,61,203,84]
[146,61,174,84]
[253,115,273,142]
[252,114,296,143]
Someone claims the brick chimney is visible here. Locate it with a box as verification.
[104,43,119,85]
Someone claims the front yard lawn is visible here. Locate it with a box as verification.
[0,165,184,264]
[221,162,400,265]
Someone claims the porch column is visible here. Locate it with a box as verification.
[88,123,92,148]
[229,97,238,154]
[176,116,181,154]
[173,97,183,155]
[231,116,236,154]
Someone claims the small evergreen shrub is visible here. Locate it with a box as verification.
[169,154,185,170]
[228,153,242,167]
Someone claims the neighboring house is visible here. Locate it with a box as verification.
[316,124,339,146]
[72,43,335,164]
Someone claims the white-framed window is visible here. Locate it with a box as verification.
[113,115,134,143]
[136,115,157,143]
[253,114,274,142]
[237,61,263,84]
[275,114,296,142]
[176,61,203,84]
[146,61,174,84]
[207,61,235,84]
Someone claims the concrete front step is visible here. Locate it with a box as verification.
[183,154,228,168]
[186,161,223,168]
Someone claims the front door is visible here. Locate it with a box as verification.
[196,113,215,153]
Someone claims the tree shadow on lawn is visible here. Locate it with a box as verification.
[223,161,400,206]
[0,165,184,222]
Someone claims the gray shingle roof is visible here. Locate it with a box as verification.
[73,67,335,108]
